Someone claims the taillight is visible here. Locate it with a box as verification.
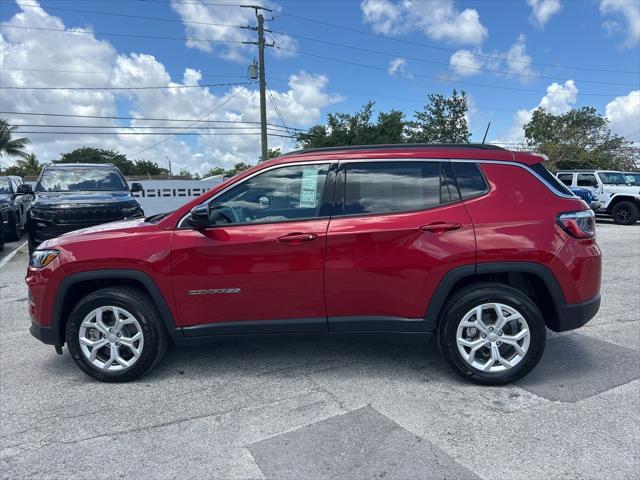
[557,210,595,239]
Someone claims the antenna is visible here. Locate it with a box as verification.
[482,122,491,144]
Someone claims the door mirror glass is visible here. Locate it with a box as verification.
[130,182,144,193]
[16,183,33,195]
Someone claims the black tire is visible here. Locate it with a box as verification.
[66,286,168,382]
[27,231,38,256]
[611,201,639,225]
[0,226,4,251]
[6,212,20,241]
[438,283,546,386]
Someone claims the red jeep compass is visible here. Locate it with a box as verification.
[26,144,602,384]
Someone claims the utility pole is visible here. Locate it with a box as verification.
[242,5,274,162]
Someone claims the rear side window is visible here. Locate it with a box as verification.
[557,173,573,186]
[577,173,598,188]
[339,161,453,216]
[530,163,573,195]
[451,162,488,199]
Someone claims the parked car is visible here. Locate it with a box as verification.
[568,187,600,211]
[623,172,640,186]
[556,170,640,224]
[27,144,601,385]
[27,163,144,254]
[0,175,33,241]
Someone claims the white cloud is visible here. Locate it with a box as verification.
[600,0,640,47]
[493,80,578,145]
[0,2,341,174]
[449,35,535,82]
[387,57,411,77]
[360,0,487,45]
[605,90,640,138]
[169,0,297,61]
[527,0,562,27]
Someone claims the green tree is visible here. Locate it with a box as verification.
[0,119,31,160]
[57,147,168,176]
[407,89,470,143]
[15,153,42,176]
[295,102,406,149]
[267,148,281,159]
[203,162,254,179]
[523,107,632,171]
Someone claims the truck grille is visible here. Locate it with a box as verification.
[54,208,125,224]
[573,190,593,203]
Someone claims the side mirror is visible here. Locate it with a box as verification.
[130,182,143,193]
[189,204,211,229]
[17,184,33,195]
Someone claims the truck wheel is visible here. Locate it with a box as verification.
[0,227,4,251]
[611,201,639,225]
[66,287,168,382]
[6,212,20,241]
[438,283,546,385]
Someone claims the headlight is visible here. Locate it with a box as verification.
[30,208,55,221]
[0,203,10,210]
[122,204,143,217]
[29,249,59,268]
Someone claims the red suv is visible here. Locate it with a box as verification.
[26,144,602,384]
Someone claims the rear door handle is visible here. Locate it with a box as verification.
[277,233,318,244]
[419,222,462,233]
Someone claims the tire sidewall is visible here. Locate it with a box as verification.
[439,286,546,385]
[66,289,165,382]
[612,201,639,225]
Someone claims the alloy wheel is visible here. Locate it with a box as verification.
[78,306,144,372]
[456,303,530,373]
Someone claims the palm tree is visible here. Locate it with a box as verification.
[16,153,41,175]
[0,119,31,160]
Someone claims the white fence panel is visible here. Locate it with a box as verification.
[130,178,223,215]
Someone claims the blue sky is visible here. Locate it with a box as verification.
[1,0,639,173]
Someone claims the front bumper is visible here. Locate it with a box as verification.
[548,293,601,332]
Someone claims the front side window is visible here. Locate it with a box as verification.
[36,167,127,192]
[577,174,598,188]
[209,163,330,225]
[339,161,448,216]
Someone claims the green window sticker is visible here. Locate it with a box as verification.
[299,168,319,208]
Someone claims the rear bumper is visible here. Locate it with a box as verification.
[30,322,60,346]
[548,293,601,332]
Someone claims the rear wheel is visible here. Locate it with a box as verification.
[438,283,546,385]
[66,287,168,382]
[611,201,639,225]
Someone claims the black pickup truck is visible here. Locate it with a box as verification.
[27,163,145,254]
[1,175,34,250]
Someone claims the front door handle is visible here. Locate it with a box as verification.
[277,233,318,244]
[419,222,462,234]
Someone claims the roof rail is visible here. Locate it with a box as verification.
[280,143,506,157]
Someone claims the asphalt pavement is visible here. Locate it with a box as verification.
[0,222,638,479]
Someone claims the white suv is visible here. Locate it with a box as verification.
[556,170,640,225]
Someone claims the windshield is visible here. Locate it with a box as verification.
[597,172,629,185]
[0,179,10,195]
[36,167,127,192]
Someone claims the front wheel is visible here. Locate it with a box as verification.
[66,287,168,382]
[611,201,639,225]
[6,212,20,241]
[438,283,546,385]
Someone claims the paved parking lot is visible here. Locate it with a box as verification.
[0,222,638,479]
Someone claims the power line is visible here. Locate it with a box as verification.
[270,30,639,87]
[7,123,295,132]
[0,111,307,130]
[280,12,640,75]
[128,87,247,157]
[267,90,292,137]
[0,82,253,91]
[4,1,245,29]
[11,131,296,137]
[1,65,245,79]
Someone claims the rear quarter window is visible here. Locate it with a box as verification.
[530,163,573,196]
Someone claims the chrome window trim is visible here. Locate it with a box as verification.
[177,157,574,228]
